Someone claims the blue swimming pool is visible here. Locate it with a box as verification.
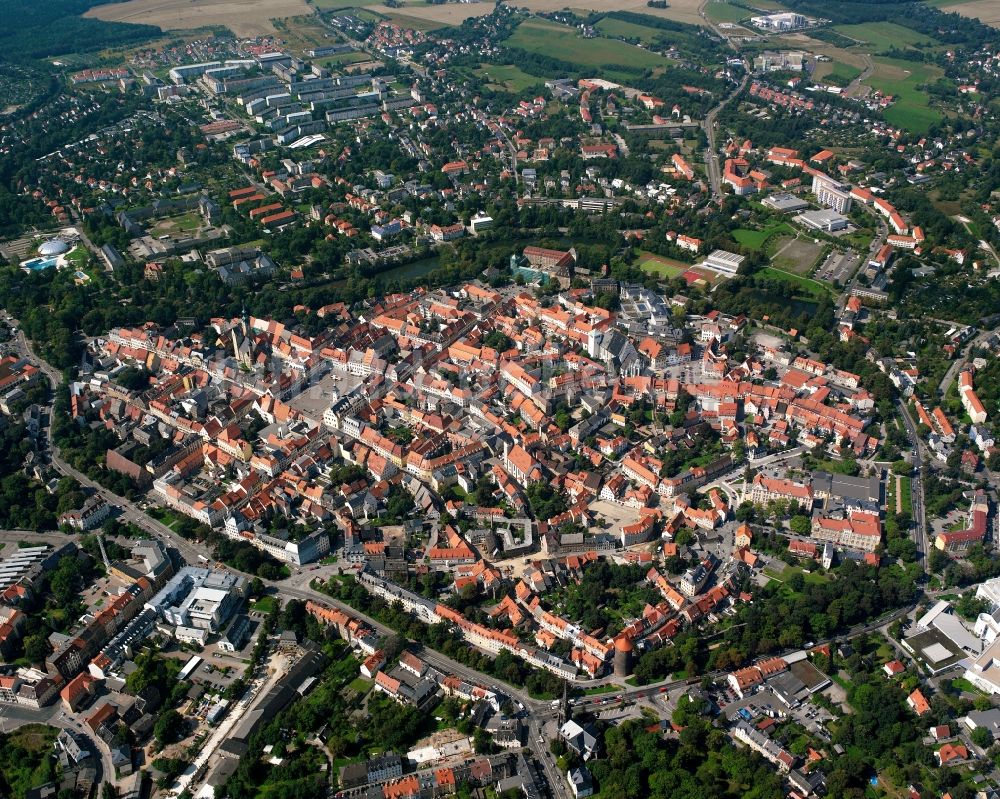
[21,256,58,272]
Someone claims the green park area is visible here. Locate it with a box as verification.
[732,221,795,252]
[758,267,831,300]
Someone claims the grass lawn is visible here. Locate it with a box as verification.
[473,63,544,92]
[584,684,619,695]
[832,22,936,50]
[950,677,979,693]
[149,506,185,530]
[506,19,668,71]
[758,266,832,299]
[64,246,90,268]
[732,222,795,252]
[764,565,829,586]
[704,0,748,23]
[636,250,688,278]
[250,596,278,614]
[865,57,943,133]
[899,476,912,517]
[349,676,372,693]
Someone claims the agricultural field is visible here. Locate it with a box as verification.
[506,19,670,70]
[832,21,936,51]
[365,5,466,29]
[865,57,944,133]
[474,64,545,92]
[85,0,311,36]
[595,16,662,44]
[926,0,1000,26]
[636,250,688,278]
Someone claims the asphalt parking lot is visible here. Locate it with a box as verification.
[815,250,859,285]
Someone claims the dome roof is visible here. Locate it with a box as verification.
[38,239,69,257]
[614,636,634,652]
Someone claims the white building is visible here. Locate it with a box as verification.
[701,249,745,276]
[811,174,853,214]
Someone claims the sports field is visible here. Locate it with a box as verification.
[506,19,669,70]
[636,251,688,278]
[770,237,824,276]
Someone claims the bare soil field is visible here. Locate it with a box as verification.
[84,0,312,36]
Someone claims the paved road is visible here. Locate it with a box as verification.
[897,399,930,572]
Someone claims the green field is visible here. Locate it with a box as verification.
[899,475,912,517]
[732,222,795,252]
[866,57,943,133]
[818,60,863,87]
[832,22,936,50]
[474,63,544,92]
[506,19,669,71]
[758,267,831,299]
[705,0,749,23]
[595,16,661,44]
[637,250,688,278]
[316,51,371,67]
